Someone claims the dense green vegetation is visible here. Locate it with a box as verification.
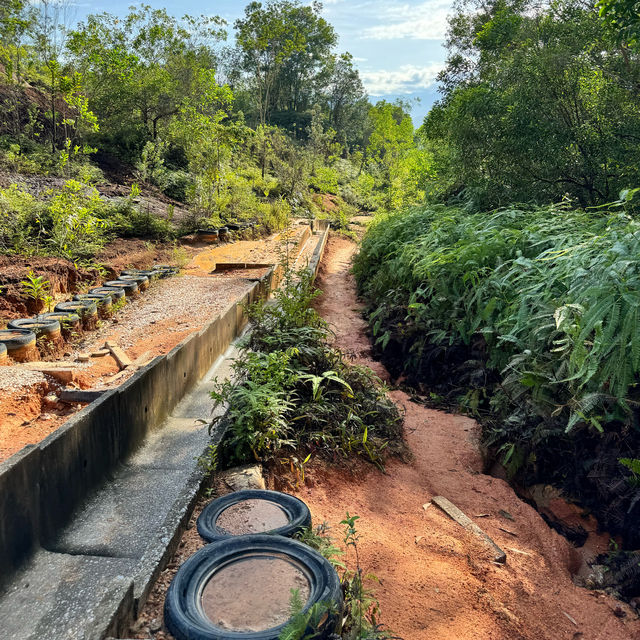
[355,204,640,547]
[206,268,404,475]
[348,0,640,562]
[0,0,430,264]
[421,0,640,209]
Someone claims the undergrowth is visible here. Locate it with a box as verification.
[281,515,399,640]
[353,203,640,549]
[204,267,404,473]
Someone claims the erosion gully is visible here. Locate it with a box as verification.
[293,235,640,640]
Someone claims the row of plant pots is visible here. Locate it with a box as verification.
[164,489,342,640]
[0,265,178,364]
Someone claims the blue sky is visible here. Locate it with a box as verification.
[69,0,451,126]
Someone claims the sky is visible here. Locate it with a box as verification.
[69,0,452,126]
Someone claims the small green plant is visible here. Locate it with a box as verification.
[285,518,397,640]
[171,244,190,269]
[20,270,51,310]
[619,458,640,486]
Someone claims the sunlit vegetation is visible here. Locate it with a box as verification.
[0,0,430,264]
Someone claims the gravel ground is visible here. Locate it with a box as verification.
[67,274,255,355]
[0,366,45,392]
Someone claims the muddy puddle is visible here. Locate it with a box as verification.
[216,499,290,535]
[201,553,311,631]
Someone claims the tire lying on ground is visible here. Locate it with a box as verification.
[74,293,113,317]
[54,300,98,329]
[89,286,125,302]
[154,265,179,277]
[104,279,139,296]
[118,273,150,291]
[121,268,161,280]
[164,534,342,640]
[197,490,312,543]
[7,317,61,338]
[39,311,81,336]
[0,341,6,363]
[196,229,219,243]
[0,328,37,362]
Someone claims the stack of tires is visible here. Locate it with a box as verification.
[0,265,178,364]
[164,489,342,640]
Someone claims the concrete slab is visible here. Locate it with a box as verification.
[47,465,198,558]
[0,549,135,640]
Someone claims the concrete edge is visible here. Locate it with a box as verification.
[0,265,277,579]
[106,226,331,634]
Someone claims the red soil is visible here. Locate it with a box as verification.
[295,234,640,640]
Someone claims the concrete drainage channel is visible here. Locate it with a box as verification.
[0,221,330,640]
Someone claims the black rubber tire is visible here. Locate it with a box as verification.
[225,224,241,231]
[0,342,6,359]
[154,265,179,278]
[197,490,312,543]
[7,317,61,335]
[121,269,161,280]
[118,273,149,287]
[55,300,98,316]
[89,287,125,302]
[164,534,342,640]
[39,311,81,326]
[197,228,219,235]
[104,280,139,294]
[74,293,113,308]
[218,227,229,235]
[0,328,36,349]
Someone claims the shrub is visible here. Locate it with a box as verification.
[207,268,404,471]
[354,203,640,546]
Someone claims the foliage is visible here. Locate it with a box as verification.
[20,270,50,309]
[207,267,404,470]
[354,202,640,545]
[283,517,398,640]
[597,0,640,48]
[422,0,640,209]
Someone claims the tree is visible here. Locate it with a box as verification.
[422,0,640,208]
[597,0,640,48]
[367,101,428,209]
[321,53,369,149]
[234,1,336,128]
[66,5,226,160]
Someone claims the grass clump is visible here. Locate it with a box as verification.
[207,268,404,473]
[353,202,640,548]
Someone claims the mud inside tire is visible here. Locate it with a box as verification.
[197,490,312,543]
[164,534,342,640]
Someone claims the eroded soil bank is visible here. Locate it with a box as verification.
[294,234,640,640]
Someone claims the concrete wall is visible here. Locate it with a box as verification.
[0,223,330,581]
[0,267,273,578]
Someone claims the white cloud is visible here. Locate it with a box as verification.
[360,63,442,95]
[360,1,451,40]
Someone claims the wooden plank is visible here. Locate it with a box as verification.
[104,341,133,369]
[59,389,105,403]
[20,362,75,372]
[432,495,507,564]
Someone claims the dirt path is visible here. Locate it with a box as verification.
[296,234,640,640]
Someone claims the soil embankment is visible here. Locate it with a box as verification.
[296,234,640,640]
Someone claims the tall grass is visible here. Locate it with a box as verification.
[354,203,640,546]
